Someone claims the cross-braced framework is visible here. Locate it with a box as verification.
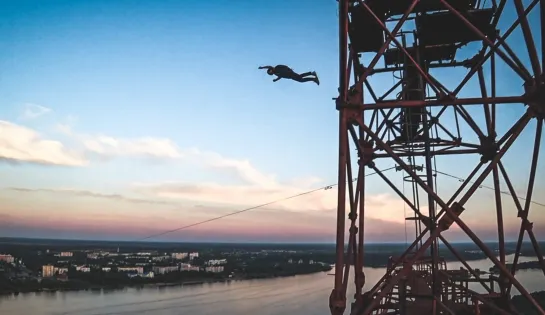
[330,0,545,314]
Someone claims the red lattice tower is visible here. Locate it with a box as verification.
[330,0,545,314]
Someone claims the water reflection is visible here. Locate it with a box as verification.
[0,255,542,315]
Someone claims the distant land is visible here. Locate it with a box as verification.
[0,236,544,312]
[0,237,335,295]
[490,260,545,274]
[1,237,543,267]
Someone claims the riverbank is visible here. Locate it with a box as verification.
[1,278,226,295]
[489,261,543,274]
[0,265,332,296]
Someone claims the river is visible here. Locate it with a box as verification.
[1,255,543,315]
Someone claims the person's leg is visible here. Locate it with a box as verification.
[291,75,319,85]
[300,71,319,78]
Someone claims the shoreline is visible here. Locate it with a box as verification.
[1,279,225,295]
[0,270,331,296]
[3,253,539,297]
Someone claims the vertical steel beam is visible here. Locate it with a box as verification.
[331,1,349,314]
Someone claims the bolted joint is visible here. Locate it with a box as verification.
[335,98,360,111]
[335,97,344,111]
[354,269,366,295]
[329,289,347,315]
[385,119,394,128]
[498,273,510,285]
[524,79,545,119]
[453,137,462,147]
[347,109,363,127]
[420,215,433,229]
[358,140,375,166]
[348,211,358,221]
[349,226,359,234]
[356,270,366,290]
[439,202,465,230]
[522,220,534,231]
[478,135,498,163]
[356,64,365,77]
[347,84,363,105]
[438,91,456,102]
[356,64,375,77]
[463,54,481,69]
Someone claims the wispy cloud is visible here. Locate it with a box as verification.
[202,152,278,187]
[57,124,188,160]
[20,103,52,120]
[7,187,178,206]
[2,116,291,184]
[72,133,279,187]
[82,135,184,159]
[55,122,292,187]
[0,121,87,166]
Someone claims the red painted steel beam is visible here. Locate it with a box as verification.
[330,0,349,314]
[332,0,544,314]
[342,96,527,110]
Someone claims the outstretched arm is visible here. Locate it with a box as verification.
[258,65,273,70]
[273,76,281,82]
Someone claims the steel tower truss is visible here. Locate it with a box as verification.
[331,0,545,314]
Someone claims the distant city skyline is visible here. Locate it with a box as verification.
[0,0,543,243]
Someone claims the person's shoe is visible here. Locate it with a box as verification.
[311,71,317,76]
[315,73,320,85]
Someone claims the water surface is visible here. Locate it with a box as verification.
[1,255,542,315]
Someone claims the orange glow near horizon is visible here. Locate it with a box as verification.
[1,171,544,243]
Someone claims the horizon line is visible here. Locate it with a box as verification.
[0,236,542,246]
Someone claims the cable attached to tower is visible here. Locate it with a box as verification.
[133,167,397,242]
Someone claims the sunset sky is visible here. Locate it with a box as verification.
[0,0,543,243]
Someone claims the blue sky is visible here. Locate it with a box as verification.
[0,0,344,187]
[0,0,543,242]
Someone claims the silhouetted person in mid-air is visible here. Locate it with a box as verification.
[259,65,320,85]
